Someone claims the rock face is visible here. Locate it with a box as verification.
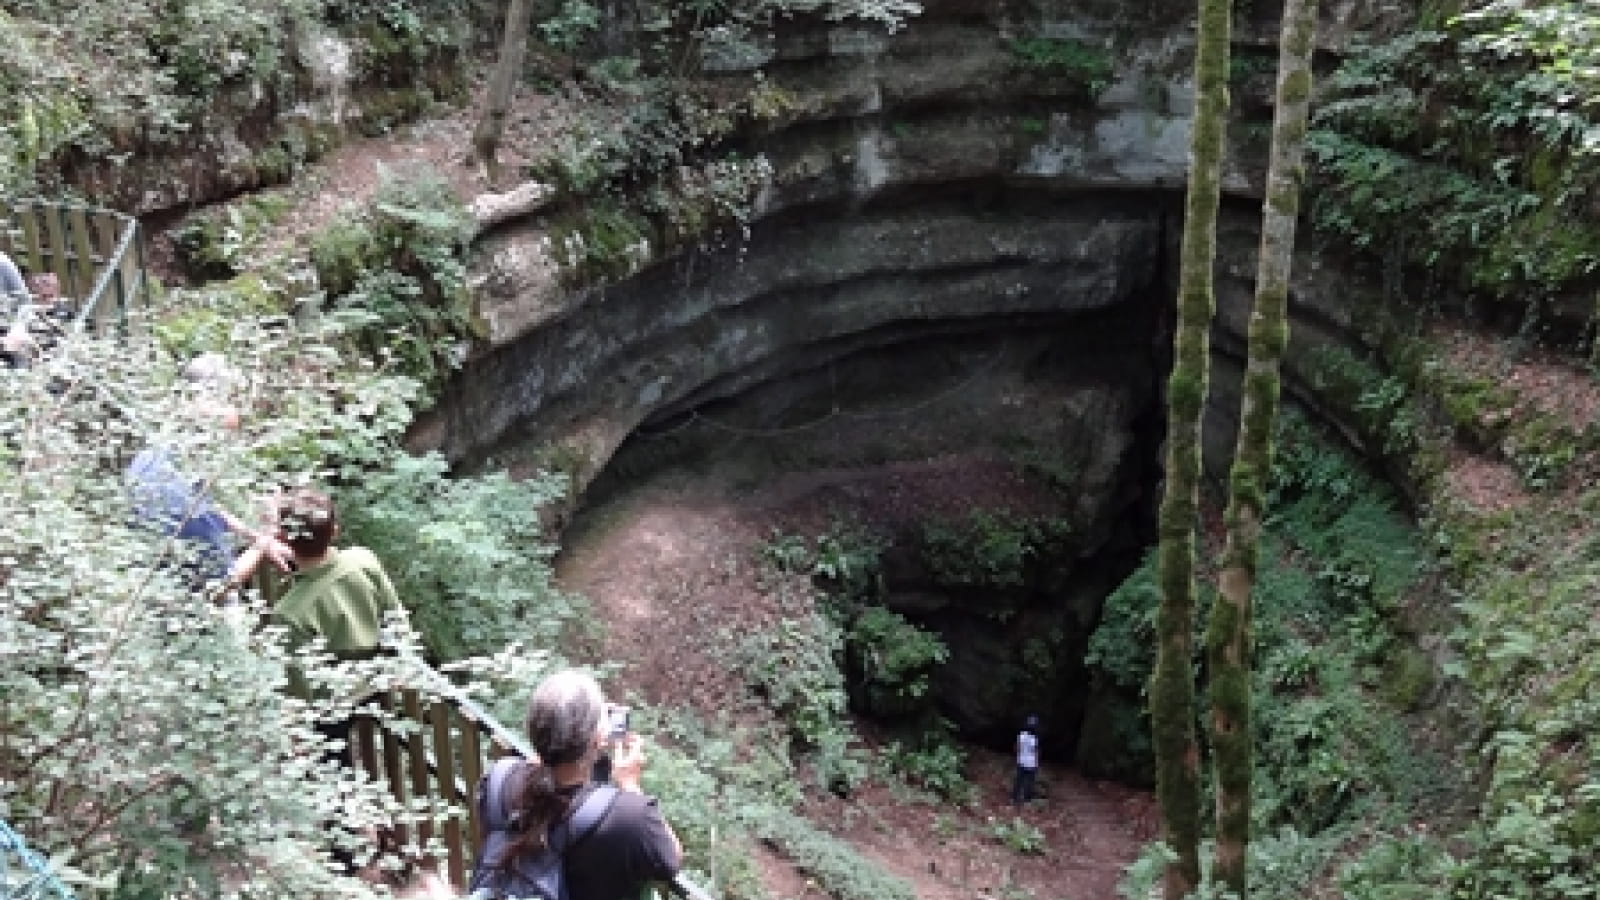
[56,22,473,215]
[419,0,1395,764]
[428,0,1389,476]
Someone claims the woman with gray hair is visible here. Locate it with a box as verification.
[472,669,681,900]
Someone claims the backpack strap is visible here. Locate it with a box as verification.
[480,756,619,847]
[549,785,619,853]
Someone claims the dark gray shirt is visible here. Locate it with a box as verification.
[564,784,681,900]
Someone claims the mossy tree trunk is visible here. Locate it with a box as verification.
[1207,0,1319,895]
[1152,0,1231,896]
[474,0,535,184]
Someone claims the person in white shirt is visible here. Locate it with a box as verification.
[1012,715,1040,806]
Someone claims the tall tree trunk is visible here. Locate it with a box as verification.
[1151,0,1231,895]
[1207,0,1319,894]
[474,0,535,185]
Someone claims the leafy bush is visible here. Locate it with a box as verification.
[847,605,948,708]
[881,718,972,802]
[1008,37,1114,98]
[1085,554,1160,692]
[310,163,478,397]
[737,612,851,750]
[744,805,917,900]
[337,455,577,662]
[759,525,884,601]
[920,511,1064,589]
[171,195,294,281]
[987,816,1045,855]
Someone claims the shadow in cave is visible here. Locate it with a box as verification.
[583,286,1173,787]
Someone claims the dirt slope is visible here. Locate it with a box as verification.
[555,457,1156,900]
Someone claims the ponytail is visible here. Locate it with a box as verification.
[494,669,607,866]
[493,761,574,865]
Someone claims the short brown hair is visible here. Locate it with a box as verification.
[278,489,338,557]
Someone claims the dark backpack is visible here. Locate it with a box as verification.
[469,756,620,900]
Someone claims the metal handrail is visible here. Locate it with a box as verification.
[75,214,141,334]
[0,819,75,900]
[0,198,146,336]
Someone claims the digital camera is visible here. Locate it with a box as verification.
[607,705,631,741]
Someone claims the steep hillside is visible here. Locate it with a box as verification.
[4,0,1600,898]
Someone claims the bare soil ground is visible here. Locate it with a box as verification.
[148,73,589,285]
[555,457,1156,900]
[1431,324,1600,514]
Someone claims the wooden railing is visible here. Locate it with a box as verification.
[0,199,148,332]
[351,684,508,888]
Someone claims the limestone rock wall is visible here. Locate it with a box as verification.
[414,0,1400,759]
[428,0,1392,490]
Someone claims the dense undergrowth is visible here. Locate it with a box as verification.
[7,0,1600,898]
[1092,412,1466,898]
[0,0,477,193]
[1306,1,1600,342]
[0,289,573,898]
[1289,3,1600,895]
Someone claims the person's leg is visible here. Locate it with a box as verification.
[1011,766,1025,805]
[1021,767,1037,803]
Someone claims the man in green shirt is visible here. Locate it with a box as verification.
[236,487,401,671]
[272,489,399,662]
[236,488,401,873]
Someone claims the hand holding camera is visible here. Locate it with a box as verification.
[604,706,650,793]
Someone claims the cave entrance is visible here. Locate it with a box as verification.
[581,293,1169,782]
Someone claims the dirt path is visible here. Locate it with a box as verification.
[555,459,1155,900]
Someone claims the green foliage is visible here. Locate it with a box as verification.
[1306,345,1423,458]
[736,611,852,750]
[1447,532,1600,898]
[549,201,656,283]
[880,719,972,802]
[1090,412,1448,849]
[744,805,918,900]
[1008,37,1114,99]
[1307,13,1600,310]
[761,524,884,601]
[920,511,1065,589]
[613,0,919,74]
[540,0,602,50]
[533,79,775,284]
[987,816,1046,855]
[0,13,88,192]
[1085,553,1159,692]
[1337,829,1461,899]
[309,163,478,397]
[0,298,483,898]
[848,605,948,705]
[632,712,769,900]
[151,274,289,361]
[0,1,468,189]
[337,455,576,662]
[171,195,294,281]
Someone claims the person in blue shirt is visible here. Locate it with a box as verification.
[125,369,289,589]
[126,441,243,583]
